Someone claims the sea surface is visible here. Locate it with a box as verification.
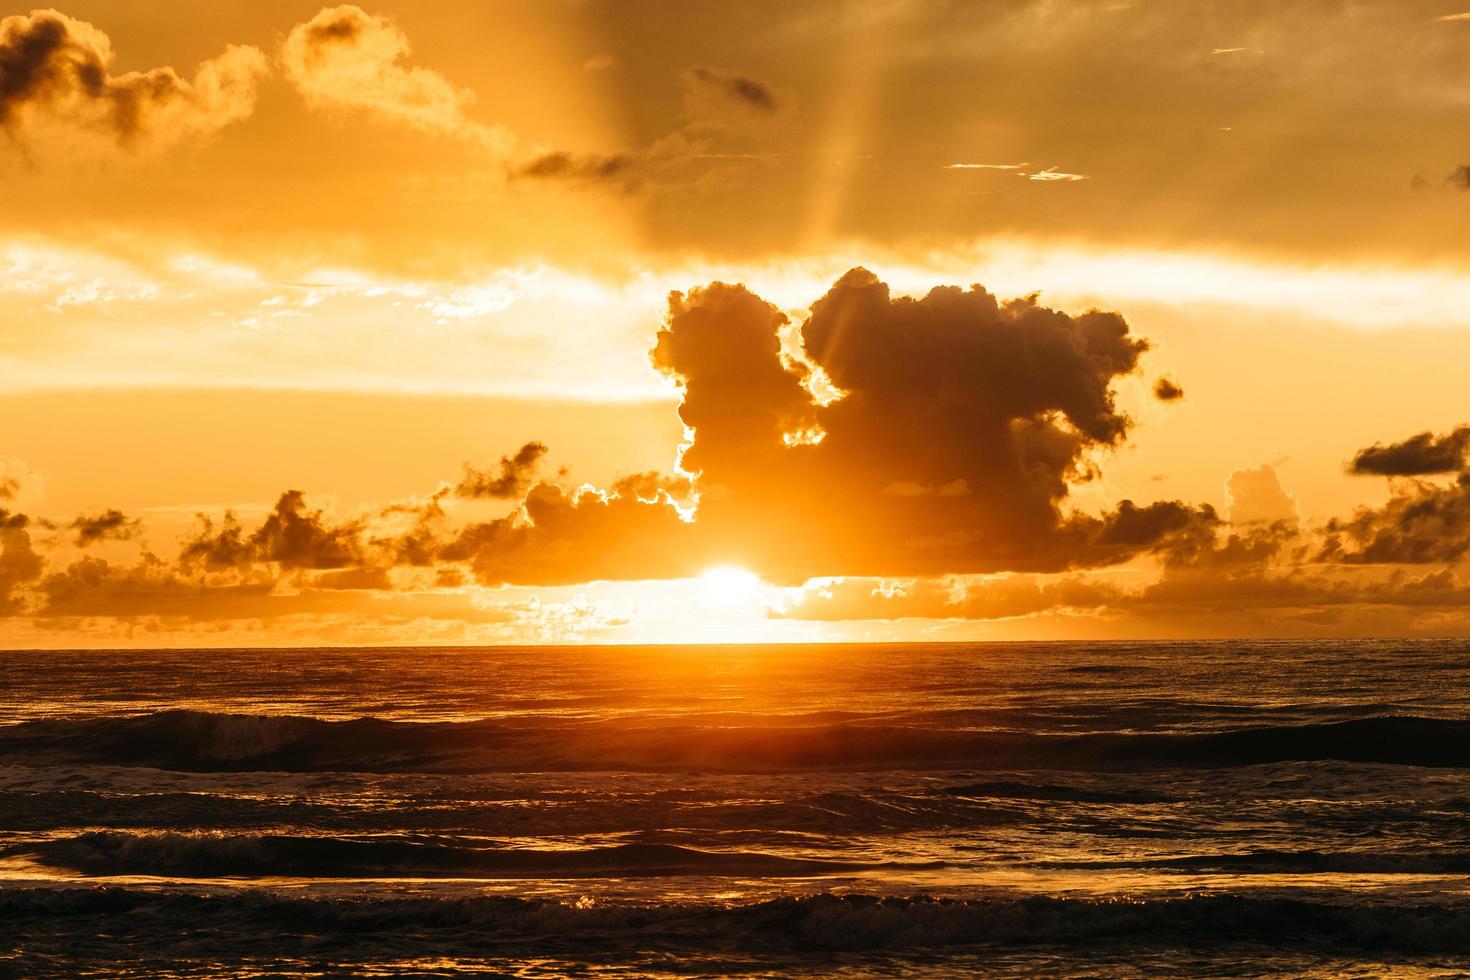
[1,640,1469,977]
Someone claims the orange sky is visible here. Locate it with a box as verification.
[5,1,1470,645]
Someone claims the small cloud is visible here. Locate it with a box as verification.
[1448,165,1470,189]
[686,66,778,114]
[945,162,1088,182]
[1027,167,1088,182]
[582,53,617,72]
[1153,377,1185,402]
[1436,11,1470,21]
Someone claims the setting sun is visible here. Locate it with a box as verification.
[696,565,764,606]
[4,2,1470,975]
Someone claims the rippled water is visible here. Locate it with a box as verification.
[2,641,1469,976]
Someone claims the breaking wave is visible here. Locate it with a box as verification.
[6,831,926,879]
[5,887,1470,954]
[3,709,1469,773]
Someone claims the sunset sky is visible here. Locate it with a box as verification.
[5,0,1470,645]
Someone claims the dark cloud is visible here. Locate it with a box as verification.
[0,509,43,613]
[0,9,264,154]
[1153,376,1185,401]
[516,65,781,189]
[454,442,550,499]
[1449,165,1470,189]
[1319,474,1470,564]
[1349,425,1470,476]
[686,67,778,114]
[180,491,363,571]
[65,509,142,547]
[513,151,637,183]
[298,6,365,48]
[641,268,1209,580]
[0,475,17,500]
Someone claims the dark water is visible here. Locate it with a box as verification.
[2,641,1469,977]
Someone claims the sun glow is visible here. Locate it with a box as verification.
[697,565,764,606]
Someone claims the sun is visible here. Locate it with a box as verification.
[697,565,763,606]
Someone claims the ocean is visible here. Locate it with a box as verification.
[1,640,1468,977]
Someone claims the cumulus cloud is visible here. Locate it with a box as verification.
[641,268,1212,580]
[1349,425,1470,476]
[280,5,512,151]
[1226,464,1299,526]
[0,9,266,159]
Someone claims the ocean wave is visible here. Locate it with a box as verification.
[1039,849,1470,876]
[943,780,1177,804]
[6,831,927,879]
[3,709,1469,774]
[4,887,1470,954]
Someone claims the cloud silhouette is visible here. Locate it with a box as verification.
[1320,474,1470,564]
[181,490,364,571]
[65,509,142,547]
[455,442,550,499]
[1349,425,1470,476]
[0,509,43,613]
[1153,377,1184,401]
[641,268,1210,580]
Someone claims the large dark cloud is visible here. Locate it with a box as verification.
[1349,425,1470,476]
[639,268,1211,580]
